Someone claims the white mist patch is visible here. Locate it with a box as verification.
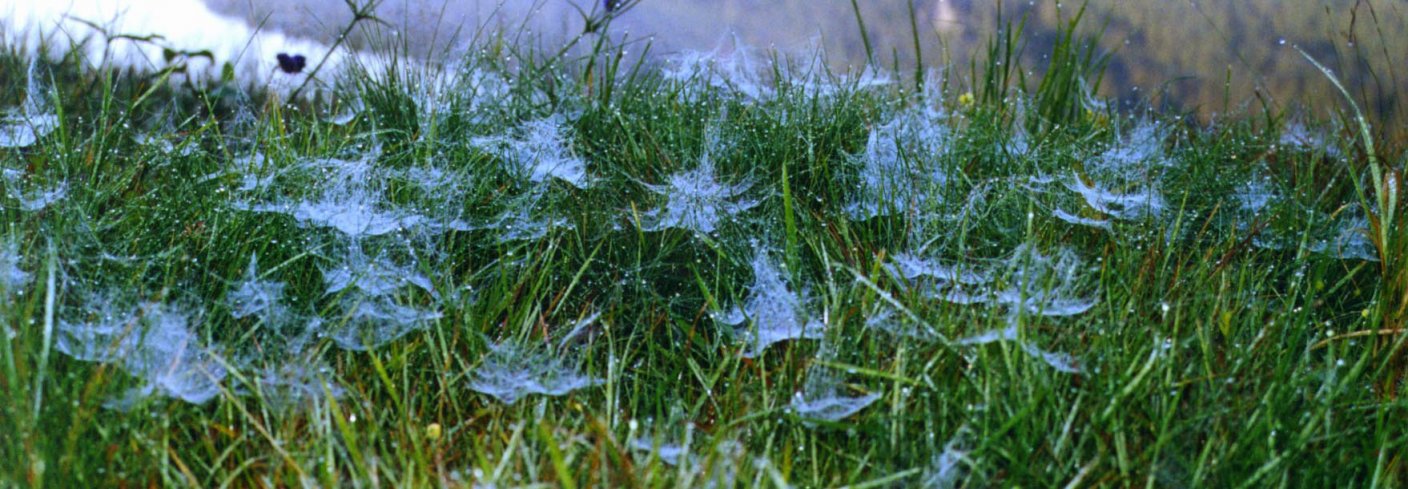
[0,0,396,95]
[846,110,952,220]
[227,255,287,321]
[56,298,227,405]
[639,155,757,234]
[467,342,601,405]
[471,116,590,189]
[715,248,824,358]
[0,61,58,148]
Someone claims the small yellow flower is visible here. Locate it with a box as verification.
[426,423,443,442]
[1086,108,1110,128]
[958,92,975,107]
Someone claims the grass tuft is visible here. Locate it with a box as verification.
[1,5,1407,487]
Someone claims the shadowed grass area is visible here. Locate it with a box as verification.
[1,7,1407,488]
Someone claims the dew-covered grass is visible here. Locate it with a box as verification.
[3,17,1408,488]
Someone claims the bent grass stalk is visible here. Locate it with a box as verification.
[1296,47,1405,339]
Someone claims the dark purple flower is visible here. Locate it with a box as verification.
[276,53,307,74]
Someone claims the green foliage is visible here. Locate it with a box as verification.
[1,11,1407,489]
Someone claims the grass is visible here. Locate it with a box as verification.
[2,6,1408,487]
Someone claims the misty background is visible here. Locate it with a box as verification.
[6,0,1405,126]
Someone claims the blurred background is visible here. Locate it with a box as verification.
[157,0,1408,132]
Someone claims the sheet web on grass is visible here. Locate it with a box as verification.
[630,437,694,467]
[319,242,442,351]
[1232,176,1381,262]
[213,116,538,353]
[845,108,953,221]
[863,307,939,341]
[0,61,58,148]
[227,255,287,321]
[233,165,429,238]
[780,49,894,99]
[243,360,346,406]
[3,169,67,211]
[789,364,880,422]
[663,35,772,101]
[1279,121,1344,158]
[638,153,758,235]
[206,152,278,193]
[921,432,973,489]
[893,244,1098,317]
[951,325,1080,373]
[1310,211,1380,262]
[1039,121,1171,230]
[714,248,824,358]
[56,297,228,406]
[228,147,474,240]
[467,341,601,405]
[876,244,1094,373]
[0,241,28,291]
[456,188,575,243]
[470,115,590,189]
[629,418,700,468]
[790,69,893,100]
[1063,175,1165,222]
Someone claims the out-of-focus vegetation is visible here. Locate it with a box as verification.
[638,1,1407,142]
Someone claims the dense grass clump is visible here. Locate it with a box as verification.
[3,13,1408,488]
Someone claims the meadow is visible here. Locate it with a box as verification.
[2,3,1407,487]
